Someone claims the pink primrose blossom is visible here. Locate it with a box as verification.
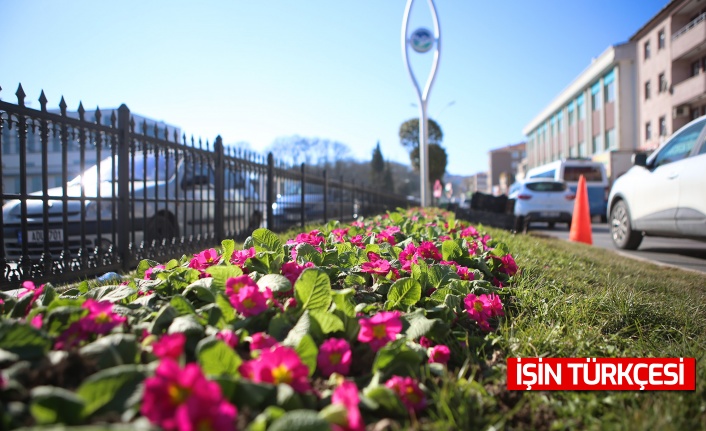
[144,264,166,280]
[331,380,364,431]
[230,247,255,267]
[230,285,272,317]
[376,230,396,246]
[350,221,365,228]
[249,332,279,351]
[358,311,402,351]
[141,359,236,431]
[239,345,311,393]
[225,275,257,296]
[416,241,442,261]
[480,235,492,251]
[459,226,479,239]
[467,241,479,256]
[492,277,504,289]
[18,281,44,315]
[438,235,451,242]
[188,248,220,270]
[360,259,391,276]
[496,254,518,276]
[152,333,186,361]
[331,228,350,242]
[428,344,451,364]
[349,235,365,248]
[439,260,457,268]
[216,329,239,349]
[385,375,426,413]
[464,293,498,332]
[398,243,418,271]
[80,299,127,334]
[317,338,352,377]
[281,261,315,285]
[487,294,504,317]
[456,266,474,281]
[418,336,433,348]
[30,313,43,329]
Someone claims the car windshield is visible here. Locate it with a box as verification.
[68,154,177,185]
[563,166,603,182]
[526,182,566,192]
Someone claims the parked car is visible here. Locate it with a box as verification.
[271,182,360,228]
[607,115,706,250]
[2,152,263,261]
[508,178,576,233]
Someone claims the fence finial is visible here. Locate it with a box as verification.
[16,84,26,107]
[39,90,48,112]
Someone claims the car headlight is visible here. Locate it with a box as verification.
[85,200,114,220]
[271,202,278,210]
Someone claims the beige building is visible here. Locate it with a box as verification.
[464,171,489,196]
[488,142,526,195]
[523,43,639,171]
[631,0,706,151]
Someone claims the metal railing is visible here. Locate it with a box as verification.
[673,11,706,40]
[1,84,410,289]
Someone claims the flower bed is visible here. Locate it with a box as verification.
[0,208,518,430]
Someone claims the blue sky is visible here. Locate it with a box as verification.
[1,0,668,177]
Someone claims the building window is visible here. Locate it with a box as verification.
[592,135,603,154]
[605,129,616,151]
[592,92,602,111]
[645,81,651,100]
[659,116,667,137]
[604,80,615,103]
[659,73,668,93]
[644,40,651,60]
[692,107,701,121]
[658,29,665,50]
[692,60,701,77]
[578,141,586,157]
[645,121,652,140]
[578,101,585,119]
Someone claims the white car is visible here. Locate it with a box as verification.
[508,178,575,233]
[608,116,706,250]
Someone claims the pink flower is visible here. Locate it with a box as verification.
[428,345,451,364]
[30,313,43,329]
[152,333,186,360]
[18,281,44,315]
[459,226,479,239]
[376,230,396,246]
[331,228,349,242]
[249,332,279,351]
[141,359,237,431]
[144,264,166,280]
[398,243,419,271]
[225,275,257,297]
[331,380,364,431]
[80,299,127,334]
[317,338,352,377]
[281,261,315,285]
[230,247,255,267]
[230,285,272,317]
[216,329,239,348]
[188,248,220,270]
[496,254,518,276]
[416,241,442,261]
[385,375,426,413]
[239,345,311,393]
[418,336,433,348]
[456,266,474,281]
[360,259,391,275]
[464,293,499,332]
[358,311,402,351]
[349,235,365,248]
[487,294,504,317]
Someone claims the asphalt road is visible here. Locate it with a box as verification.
[527,222,706,274]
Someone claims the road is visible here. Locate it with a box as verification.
[528,222,706,274]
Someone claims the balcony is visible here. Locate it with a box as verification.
[672,74,706,106]
[672,12,706,60]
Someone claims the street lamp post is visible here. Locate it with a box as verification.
[402,0,441,208]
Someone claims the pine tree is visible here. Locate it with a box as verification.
[370,141,385,185]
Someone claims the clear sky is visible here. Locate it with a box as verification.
[1,0,669,177]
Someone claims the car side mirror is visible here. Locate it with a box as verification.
[632,153,648,167]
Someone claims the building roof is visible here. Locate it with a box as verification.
[629,0,681,41]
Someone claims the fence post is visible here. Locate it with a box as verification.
[117,104,131,272]
[266,153,274,231]
[214,136,225,241]
[323,169,328,224]
[300,163,306,228]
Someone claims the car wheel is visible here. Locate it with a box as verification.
[145,215,179,245]
[514,216,525,234]
[610,200,642,250]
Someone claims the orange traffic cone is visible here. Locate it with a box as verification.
[569,175,593,245]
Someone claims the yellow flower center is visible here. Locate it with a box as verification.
[372,324,387,339]
[95,312,111,324]
[197,419,214,431]
[271,364,293,385]
[474,301,484,312]
[242,298,256,309]
[329,352,342,365]
[405,386,420,403]
[168,384,190,405]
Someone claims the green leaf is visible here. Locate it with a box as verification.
[295,243,323,266]
[362,385,406,417]
[267,410,331,431]
[388,211,404,224]
[252,228,283,254]
[136,259,161,279]
[385,277,421,310]
[183,278,216,303]
[295,334,318,377]
[331,288,356,318]
[196,338,242,378]
[149,305,178,335]
[84,284,136,302]
[441,239,464,261]
[80,333,139,369]
[170,294,196,316]
[309,310,344,334]
[205,265,244,291]
[403,309,440,340]
[283,311,311,348]
[294,268,332,312]
[215,292,236,323]
[221,239,236,264]
[30,385,84,425]
[257,274,293,293]
[168,314,204,337]
[231,380,276,409]
[0,323,50,360]
[342,274,366,289]
[372,339,424,376]
[76,364,146,418]
[426,264,460,290]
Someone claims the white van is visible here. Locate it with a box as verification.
[525,159,609,221]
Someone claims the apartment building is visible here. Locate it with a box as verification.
[1,108,180,195]
[488,142,526,195]
[463,171,489,196]
[522,43,638,171]
[631,0,706,150]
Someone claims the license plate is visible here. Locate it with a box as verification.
[540,211,561,218]
[25,229,64,244]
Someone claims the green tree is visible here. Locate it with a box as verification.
[370,141,385,184]
[410,143,448,184]
[398,118,443,152]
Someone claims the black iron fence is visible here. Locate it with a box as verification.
[0,84,409,289]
